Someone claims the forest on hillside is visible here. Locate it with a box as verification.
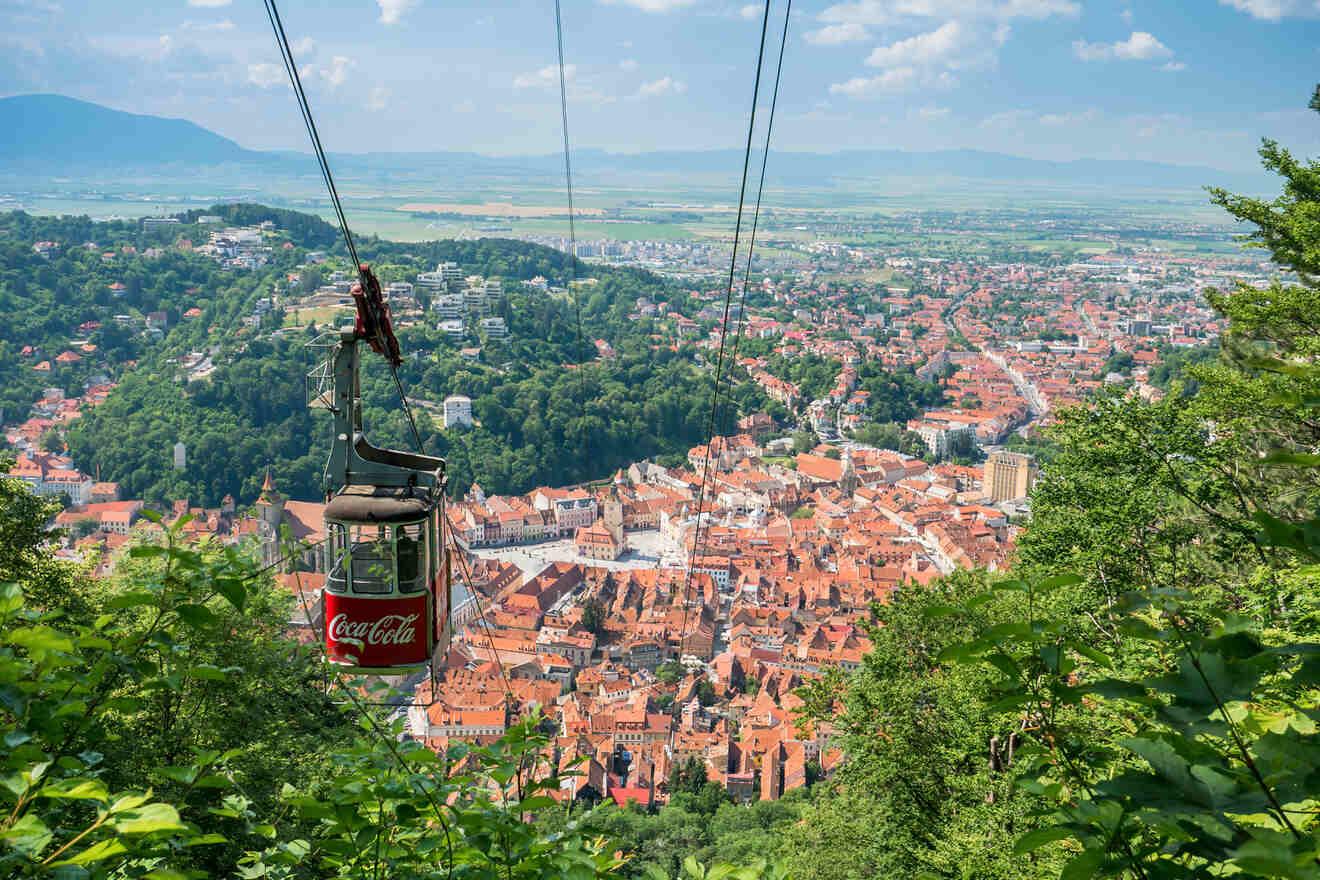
[3,201,939,505]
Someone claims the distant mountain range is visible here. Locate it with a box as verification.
[0,93,1267,192]
[1,94,255,166]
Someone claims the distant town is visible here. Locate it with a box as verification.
[2,206,1271,807]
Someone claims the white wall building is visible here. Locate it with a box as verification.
[443,394,473,428]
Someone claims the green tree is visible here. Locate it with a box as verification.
[581,595,607,636]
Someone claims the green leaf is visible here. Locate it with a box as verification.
[1036,573,1083,592]
[1262,451,1320,467]
[194,775,232,789]
[128,544,167,558]
[109,792,152,814]
[8,625,75,655]
[40,778,110,801]
[518,795,558,811]
[112,802,186,834]
[176,604,218,628]
[156,766,199,786]
[106,592,157,611]
[985,653,1021,681]
[1070,642,1113,669]
[1014,825,1076,855]
[1059,847,1104,880]
[189,664,228,681]
[937,643,975,665]
[922,604,961,618]
[50,838,128,866]
[1,813,53,858]
[214,578,246,611]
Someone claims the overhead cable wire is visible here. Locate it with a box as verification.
[443,509,516,702]
[553,0,589,416]
[674,0,775,690]
[262,0,361,273]
[718,0,791,444]
[263,0,430,461]
[390,367,428,456]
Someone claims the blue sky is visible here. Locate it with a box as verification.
[1,0,1317,170]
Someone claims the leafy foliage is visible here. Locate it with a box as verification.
[789,89,1320,880]
[0,486,785,879]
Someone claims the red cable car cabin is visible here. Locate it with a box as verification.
[323,486,446,674]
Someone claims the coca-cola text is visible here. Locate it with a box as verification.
[328,612,418,646]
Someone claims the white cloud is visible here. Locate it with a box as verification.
[739,4,761,19]
[181,18,235,31]
[599,0,699,12]
[619,58,638,70]
[290,37,316,57]
[376,0,418,25]
[980,108,1034,128]
[862,19,1006,76]
[1038,108,1099,126]
[636,76,686,97]
[1218,0,1320,19]
[513,64,574,88]
[319,55,353,88]
[828,67,917,96]
[804,22,870,45]
[1161,60,1186,71]
[866,20,965,67]
[917,105,950,119]
[1073,31,1172,61]
[187,0,231,6]
[367,85,389,111]
[247,62,285,89]
[818,0,1076,28]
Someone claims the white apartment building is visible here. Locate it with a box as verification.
[433,294,463,319]
[463,287,489,315]
[479,316,507,338]
[439,320,465,340]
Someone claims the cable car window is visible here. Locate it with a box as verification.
[348,524,393,594]
[395,522,427,593]
[326,523,350,594]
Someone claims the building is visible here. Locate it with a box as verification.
[575,522,623,561]
[479,316,508,338]
[433,294,463,319]
[908,420,976,460]
[983,451,1038,502]
[415,269,450,297]
[443,395,474,429]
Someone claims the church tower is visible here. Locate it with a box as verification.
[603,485,625,549]
[255,468,285,567]
[840,448,858,499]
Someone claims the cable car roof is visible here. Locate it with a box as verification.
[324,484,431,524]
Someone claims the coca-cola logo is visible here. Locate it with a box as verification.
[329,612,419,647]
